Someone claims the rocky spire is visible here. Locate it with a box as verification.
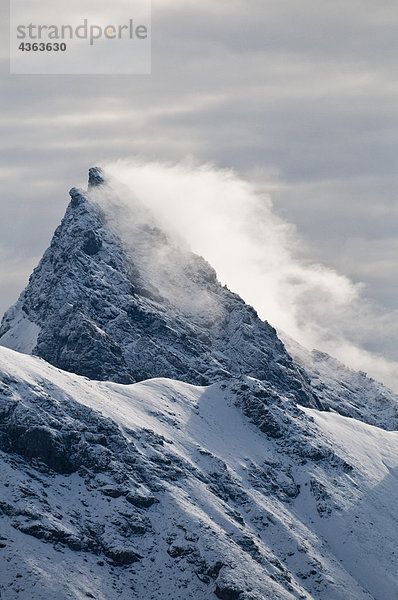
[88,166,105,188]
[0,167,321,408]
[69,186,86,207]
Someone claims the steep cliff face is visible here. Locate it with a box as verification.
[0,168,319,408]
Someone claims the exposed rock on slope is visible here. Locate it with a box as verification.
[1,346,397,600]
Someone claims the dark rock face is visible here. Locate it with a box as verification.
[0,386,130,475]
[69,187,86,208]
[214,585,243,600]
[228,377,352,476]
[82,230,102,255]
[104,548,142,566]
[88,166,105,187]
[0,365,179,573]
[126,491,157,508]
[0,170,320,410]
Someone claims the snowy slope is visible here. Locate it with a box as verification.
[0,310,40,354]
[1,346,397,600]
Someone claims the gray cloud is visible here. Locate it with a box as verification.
[0,0,397,381]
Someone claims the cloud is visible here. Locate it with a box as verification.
[0,246,39,316]
[103,159,398,392]
[89,177,222,319]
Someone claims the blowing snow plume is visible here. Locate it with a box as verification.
[102,159,398,392]
[88,173,221,322]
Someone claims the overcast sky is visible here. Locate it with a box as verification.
[0,1,397,371]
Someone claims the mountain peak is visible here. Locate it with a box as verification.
[0,169,320,408]
[2,168,398,429]
[68,186,86,207]
[69,167,105,206]
[88,166,105,188]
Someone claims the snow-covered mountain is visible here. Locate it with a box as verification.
[0,168,319,409]
[2,168,397,429]
[0,168,397,599]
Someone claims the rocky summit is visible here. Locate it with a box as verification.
[0,168,319,408]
